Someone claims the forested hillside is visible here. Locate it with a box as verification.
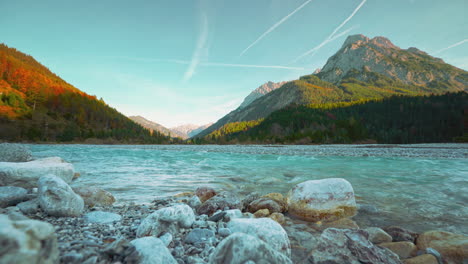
[200,92,467,144]
[0,44,173,143]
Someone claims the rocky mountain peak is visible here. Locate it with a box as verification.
[239,81,288,109]
[342,34,370,48]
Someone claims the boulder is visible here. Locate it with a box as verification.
[209,233,293,264]
[269,212,286,225]
[38,175,84,217]
[130,237,177,264]
[223,209,243,222]
[254,209,270,218]
[227,218,291,257]
[248,197,283,214]
[0,186,29,207]
[197,192,242,216]
[316,217,359,231]
[365,227,393,244]
[84,211,122,224]
[0,157,74,188]
[416,230,468,264]
[72,186,116,207]
[287,178,357,222]
[0,143,32,162]
[195,187,217,203]
[379,241,417,259]
[184,228,216,246]
[262,193,288,211]
[17,199,40,214]
[307,228,401,264]
[403,254,438,264]
[0,214,59,264]
[384,226,418,243]
[137,204,195,237]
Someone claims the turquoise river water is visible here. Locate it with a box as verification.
[29,144,467,235]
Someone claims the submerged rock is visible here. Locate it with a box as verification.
[73,186,116,207]
[130,237,177,264]
[0,143,32,162]
[195,187,217,203]
[0,157,75,188]
[365,227,393,244]
[38,174,84,217]
[0,214,59,264]
[84,211,122,224]
[307,228,401,264]
[384,226,418,243]
[248,197,282,214]
[197,192,242,216]
[416,230,468,264]
[137,204,195,237]
[287,178,357,222]
[0,186,29,207]
[269,212,286,225]
[379,241,417,259]
[209,233,293,264]
[403,254,439,264]
[227,218,291,257]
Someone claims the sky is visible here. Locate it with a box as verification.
[1,0,467,127]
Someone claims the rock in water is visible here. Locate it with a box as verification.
[0,143,32,162]
[365,227,393,244]
[307,228,401,264]
[0,214,59,264]
[210,233,293,264]
[38,174,84,217]
[416,230,468,264]
[137,204,195,237]
[197,192,242,215]
[130,237,177,264]
[84,211,122,224]
[248,197,282,213]
[287,178,357,222]
[195,187,217,203]
[227,218,291,257]
[0,157,75,188]
[72,186,116,207]
[379,241,417,259]
[0,186,29,208]
[384,226,418,243]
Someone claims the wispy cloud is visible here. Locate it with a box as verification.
[183,13,209,82]
[291,0,367,63]
[434,39,468,55]
[240,0,314,56]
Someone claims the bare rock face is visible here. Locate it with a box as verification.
[287,178,357,222]
[0,214,59,264]
[0,157,75,188]
[239,81,288,109]
[307,228,402,264]
[38,174,84,217]
[416,230,468,264]
[210,233,293,264]
[73,186,116,207]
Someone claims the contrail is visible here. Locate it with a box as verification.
[183,13,209,82]
[240,0,314,56]
[291,0,367,63]
[201,62,308,70]
[434,39,468,55]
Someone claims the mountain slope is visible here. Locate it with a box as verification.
[238,81,287,109]
[0,43,172,143]
[198,34,467,138]
[129,116,184,138]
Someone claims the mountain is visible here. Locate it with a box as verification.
[197,34,467,138]
[129,116,184,138]
[0,43,173,143]
[171,123,213,139]
[238,81,287,109]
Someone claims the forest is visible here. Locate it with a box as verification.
[202,92,467,144]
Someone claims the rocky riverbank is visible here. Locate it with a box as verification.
[1,143,467,264]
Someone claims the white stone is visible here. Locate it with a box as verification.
[0,214,59,264]
[0,186,28,207]
[287,178,357,222]
[0,157,75,188]
[227,218,291,257]
[130,237,177,264]
[38,175,84,217]
[209,233,292,264]
[223,209,243,222]
[137,204,195,237]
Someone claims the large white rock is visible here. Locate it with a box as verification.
[227,218,291,257]
[0,157,75,188]
[38,175,84,217]
[0,214,59,264]
[209,233,293,264]
[137,204,195,237]
[0,143,32,162]
[287,178,357,222]
[130,237,177,264]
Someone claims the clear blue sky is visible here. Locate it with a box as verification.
[1,0,467,127]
